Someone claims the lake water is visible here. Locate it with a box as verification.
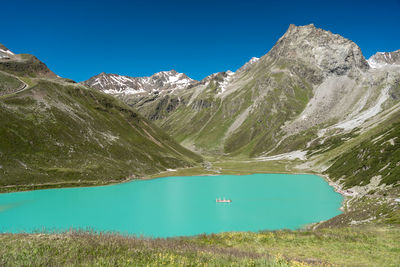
[0,174,342,237]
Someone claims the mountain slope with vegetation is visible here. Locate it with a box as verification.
[0,45,201,191]
[326,119,400,188]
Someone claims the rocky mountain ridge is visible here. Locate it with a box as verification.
[82,70,196,97]
[110,24,399,159]
[84,24,378,117]
[0,44,57,78]
[82,56,262,105]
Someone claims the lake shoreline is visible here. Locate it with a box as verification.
[0,172,343,237]
[0,161,349,195]
[0,160,350,229]
[0,166,343,196]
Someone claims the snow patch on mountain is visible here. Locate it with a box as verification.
[238,57,260,72]
[0,47,15,59]
[368,50,400,68]
[368,54,387,69]
[249,57,259,64]
[83,70,196,96]
[218,71,234,94]
[256,150,307,161]
[104,87,146,95]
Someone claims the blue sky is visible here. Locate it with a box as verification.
[2,0,400,81]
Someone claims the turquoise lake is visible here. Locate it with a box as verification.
[0,174,343,237]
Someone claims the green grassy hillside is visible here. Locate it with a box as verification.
[0,54,56,78]
[0,77,201,191]
[326,121,400,188]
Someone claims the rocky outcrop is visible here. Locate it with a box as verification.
[268,24,369,76]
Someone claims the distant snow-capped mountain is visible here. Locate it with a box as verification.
[82,56,261,100]
[82,70,196,96]
[368,50,400,68]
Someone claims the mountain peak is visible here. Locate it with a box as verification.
[151,70,194,83]
[162,69,178,75]
[0,43,57,78]
[287,23,315,31]
[269,24,369,76]
[283,24,318,40]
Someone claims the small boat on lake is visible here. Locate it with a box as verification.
[216,197,232,203]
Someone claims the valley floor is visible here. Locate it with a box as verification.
[0,158,296,193]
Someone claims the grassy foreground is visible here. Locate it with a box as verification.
[1,227,399,266]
